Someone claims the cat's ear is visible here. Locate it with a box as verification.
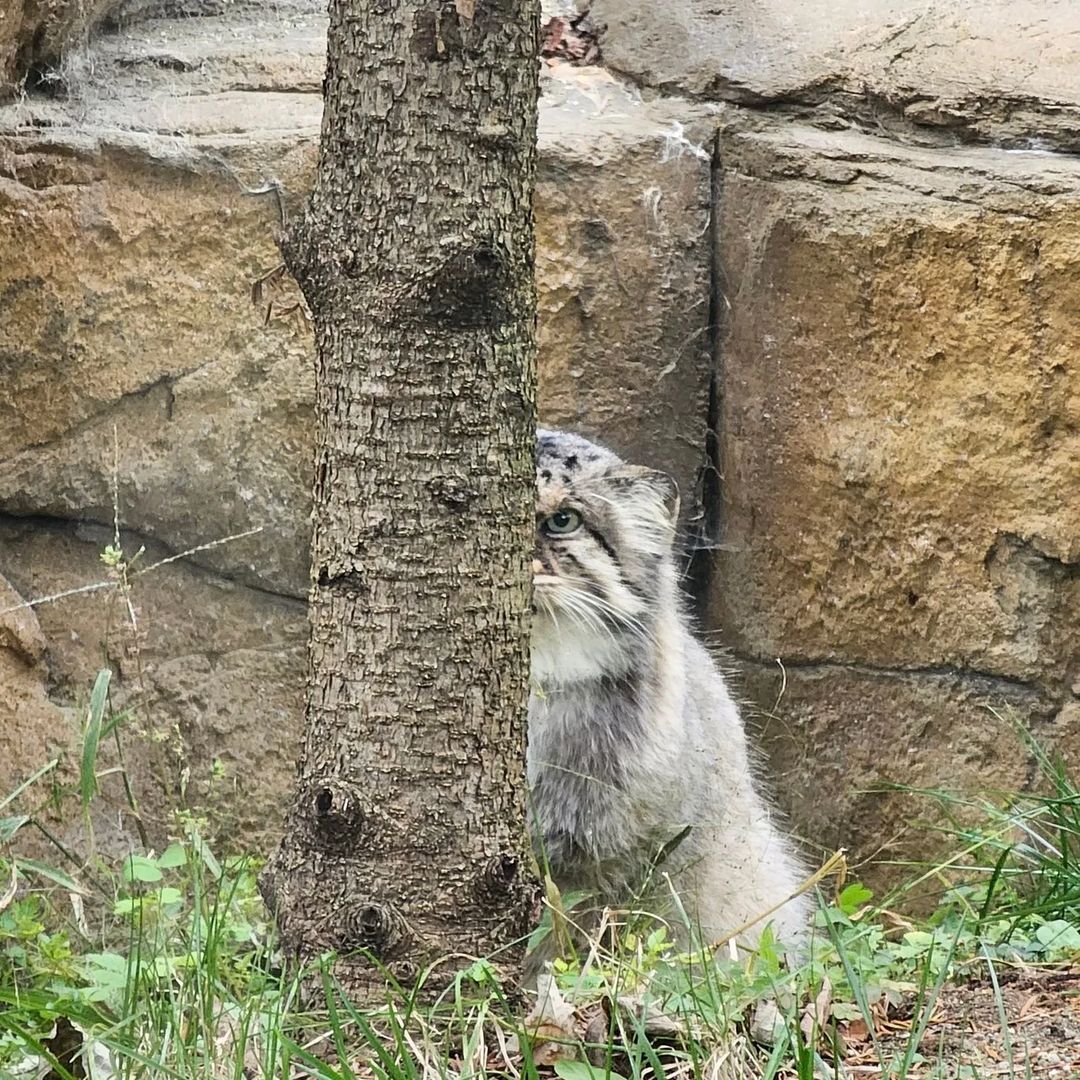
[610,465,680,523]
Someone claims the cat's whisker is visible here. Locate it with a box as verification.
[544,573,655,645]
[565,585,658,648]
[539,590,564,640]
[556,587,621,647]
[538,582,616,651]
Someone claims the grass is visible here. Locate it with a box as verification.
[2,683,1080,1080]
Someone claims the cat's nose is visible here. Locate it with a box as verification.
[532,558,544,575]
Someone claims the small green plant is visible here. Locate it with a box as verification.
[3,680,1080,1080]
[0,672,301,1079]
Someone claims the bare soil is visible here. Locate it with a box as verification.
[841,968,1080,1078]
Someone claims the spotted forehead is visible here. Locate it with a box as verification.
[536,429,622,513]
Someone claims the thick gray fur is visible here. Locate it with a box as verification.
[528,429,809,953]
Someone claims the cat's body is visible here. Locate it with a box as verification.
[528,429,808,951]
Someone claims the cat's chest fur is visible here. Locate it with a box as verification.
[527,676,685,885]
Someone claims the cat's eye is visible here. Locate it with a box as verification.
[543,508,583,536]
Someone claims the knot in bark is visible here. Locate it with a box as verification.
[315,566,368,593]
[427,473,481,511]
[473,852,520,907]
[309,781,367,849]
[343,901,412,959]
[394,238,509,329]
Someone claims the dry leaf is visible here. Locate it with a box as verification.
[843,1018,870,1043]
[455,0,476,18]
[540,14,600,63]
[508,973,579,1065]
[69,890,89,938]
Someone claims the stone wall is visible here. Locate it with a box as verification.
[596,0,1080,870]
[0,1,711,857]
[1,0,1077,880]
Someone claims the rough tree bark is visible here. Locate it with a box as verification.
[260,0,540,992]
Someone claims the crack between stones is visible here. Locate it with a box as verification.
[687,125,724,620]
[781,89,1080,156]
[729,650,1069,706]
[599,55,1080,157]
[721,158,1057,217]
[222,82,322,95]
[0,508,306,608]
[1,361,216,465]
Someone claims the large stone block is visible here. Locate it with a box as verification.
[0,519,307,853]
[706,122,1080,876]
[710,122,1080,696]
[536,67,712,508]
[0,571,73,822]
[0,144,319,598]
[590,0,1080,147]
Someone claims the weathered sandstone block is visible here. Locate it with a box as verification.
[710,122,1080,864]
[591,0,1080,148]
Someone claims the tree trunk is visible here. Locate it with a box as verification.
[260,0,540,993]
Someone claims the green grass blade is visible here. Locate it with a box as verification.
[80,668,112,808]
[13,857,84,893]
[280,1035,348,1079]
[979,843,1015,925]
[0,758,59,812]
[322,969,361,1080]
[818,898,886,1066]
[896,924,962,1077]
[982,944,1015,1075]
[0,813,29,842]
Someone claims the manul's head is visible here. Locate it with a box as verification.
[531,429,679,687]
